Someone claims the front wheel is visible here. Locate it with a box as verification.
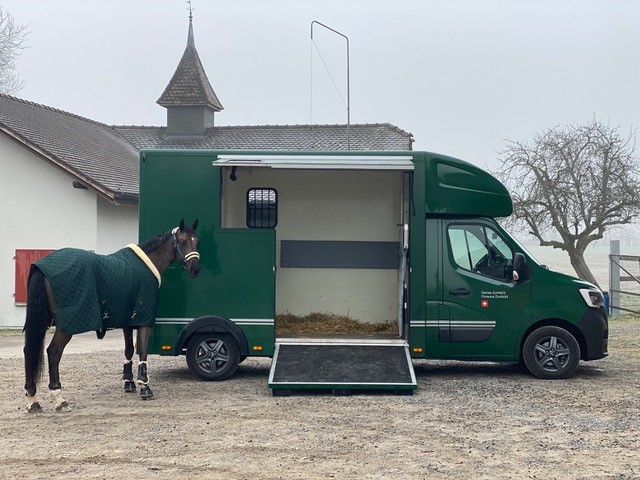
[523,326,580,379]
[186,333,240,381]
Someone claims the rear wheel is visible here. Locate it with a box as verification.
[186,333,240,381]
[523,326,580,379]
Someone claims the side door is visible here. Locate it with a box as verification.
[208,228,276,356]
[441,220,532,359]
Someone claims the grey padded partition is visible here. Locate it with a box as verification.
[281,240,399,269]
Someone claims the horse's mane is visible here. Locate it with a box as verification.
[138,227,198,254]
[138,231,171,254]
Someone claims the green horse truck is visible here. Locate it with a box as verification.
[139,150,608,395]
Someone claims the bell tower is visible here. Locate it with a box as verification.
[157,6,223,137]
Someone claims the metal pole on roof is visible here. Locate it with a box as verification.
[311,21,350,150]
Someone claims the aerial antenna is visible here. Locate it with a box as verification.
[310,21,351,150]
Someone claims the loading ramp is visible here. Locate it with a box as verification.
[268,338,417,396]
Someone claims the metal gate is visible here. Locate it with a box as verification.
[609,240,640,316]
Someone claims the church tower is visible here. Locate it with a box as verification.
[157,9,223,137]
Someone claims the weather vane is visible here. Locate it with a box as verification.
[187,0,193,21]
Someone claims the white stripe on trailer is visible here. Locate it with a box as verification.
[234,319,275,326]
[410,319,496,328]
[450,320,496,328]
[155,317,274,326]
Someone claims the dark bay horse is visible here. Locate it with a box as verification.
[23,219,200,413]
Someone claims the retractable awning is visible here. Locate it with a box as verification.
[212,154,415,171]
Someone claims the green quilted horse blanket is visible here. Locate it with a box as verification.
[33,245,161,335]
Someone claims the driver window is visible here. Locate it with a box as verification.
[489,230,512,259]
[447,224,513,281]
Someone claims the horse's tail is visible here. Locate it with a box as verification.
[23,267,51,385]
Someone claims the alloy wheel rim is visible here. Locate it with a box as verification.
[534,335,571,372]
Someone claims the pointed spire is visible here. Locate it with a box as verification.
[187,0,195,48]
[157,5,223,112]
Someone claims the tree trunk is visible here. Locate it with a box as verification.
[567,250,600,289]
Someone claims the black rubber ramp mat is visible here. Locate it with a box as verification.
[268,342,417,390]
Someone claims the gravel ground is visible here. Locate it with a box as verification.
[1,317,639,480]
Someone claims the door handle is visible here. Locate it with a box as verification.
[449,288,471,296]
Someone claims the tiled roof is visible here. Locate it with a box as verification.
[0,93,414,203]
[157,44,223,111]
[0,93,139,204]
[114,123,413,152]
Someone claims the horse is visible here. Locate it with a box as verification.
[23,219,200,413]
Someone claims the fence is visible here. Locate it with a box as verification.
[609,240,640,317]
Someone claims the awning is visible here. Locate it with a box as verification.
[212,154,415,171]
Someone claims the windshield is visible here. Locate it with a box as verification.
[509,236,542,265]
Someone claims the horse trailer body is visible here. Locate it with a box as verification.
[138,150,608,391]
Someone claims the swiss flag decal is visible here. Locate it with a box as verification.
[481,299,489,308]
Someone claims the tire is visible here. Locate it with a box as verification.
[523,326,580,379]
[186,333,240,381]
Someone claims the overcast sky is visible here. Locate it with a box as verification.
[3,0,639,169]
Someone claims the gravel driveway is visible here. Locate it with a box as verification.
[1,317,638,479]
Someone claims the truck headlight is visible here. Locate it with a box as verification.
[579,288,605,308]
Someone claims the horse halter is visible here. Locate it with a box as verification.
[171,227,200,264]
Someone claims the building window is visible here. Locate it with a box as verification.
[247,188,277,228]
[14,249,55,303]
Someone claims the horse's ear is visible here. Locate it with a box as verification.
[179,219,185,231]
[192,219,199,231]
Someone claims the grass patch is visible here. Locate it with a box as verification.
[0,329,23,336]
[276,312,397,336]
[609,312,640,325]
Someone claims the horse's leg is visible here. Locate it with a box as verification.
[136,327,154,400]
[46,327,72,411]
[122,327,136,392]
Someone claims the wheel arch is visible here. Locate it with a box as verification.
[519,318,588,361]
[175,315,249,358]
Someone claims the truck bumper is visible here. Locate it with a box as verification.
[578,307,608,360]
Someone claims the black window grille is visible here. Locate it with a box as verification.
[247,188,278,228]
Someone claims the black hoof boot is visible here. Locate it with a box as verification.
[140,385,154,400]
[122,360,134,392]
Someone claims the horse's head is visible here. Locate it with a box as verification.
[172,219,201,278]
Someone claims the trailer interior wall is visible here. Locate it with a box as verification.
[221,168,404,323]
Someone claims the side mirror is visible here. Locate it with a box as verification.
[513,252,531,283]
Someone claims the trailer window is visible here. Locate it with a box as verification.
[247,188,278,228]
[447,224,513,281]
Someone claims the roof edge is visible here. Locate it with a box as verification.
[0,92,110,128]
[0,124,128,205]
[113,122,413,135]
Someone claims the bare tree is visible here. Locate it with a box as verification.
[494,118,640,288]
[0,6,28,94]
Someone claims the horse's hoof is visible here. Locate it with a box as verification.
[27,402,42,413]
[123,381,137,393]
[55,401,69,411]
[140,386,154,400]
